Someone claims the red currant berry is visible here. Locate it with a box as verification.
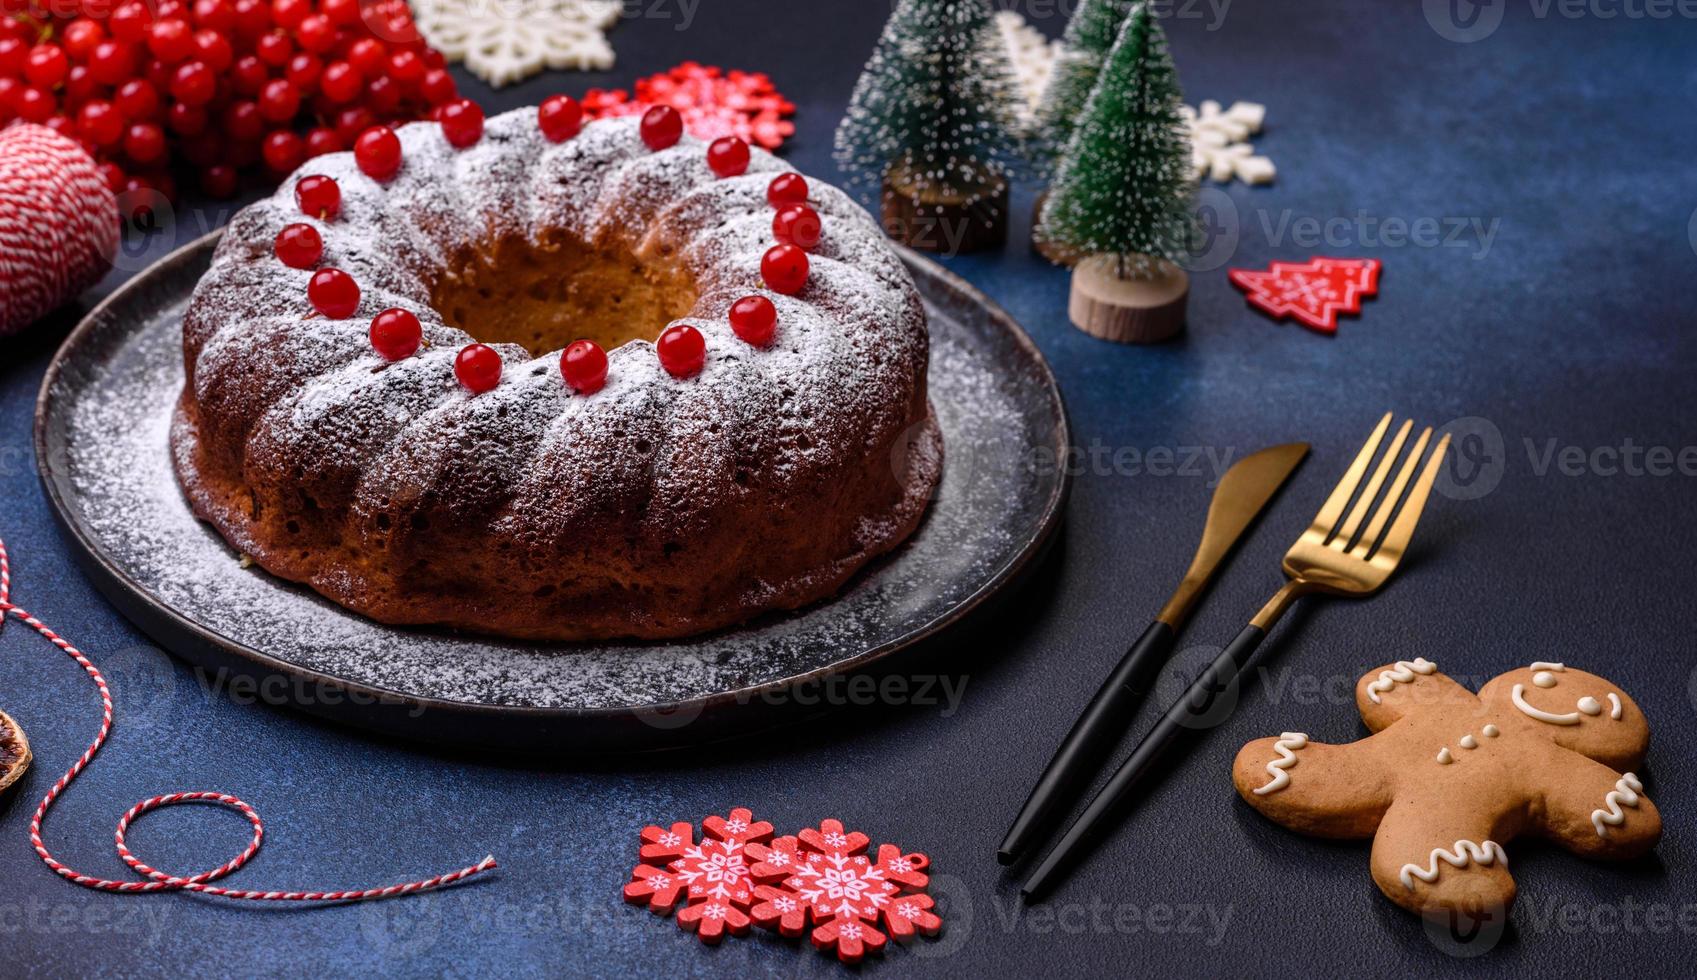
[0,38,24,77]
[370,308,422,361]
[271,0,308,29]
[308,267,359,318]
[439,98,483,148]
[560,340,608,394]
[321,60,364,102]
[24,45,69,88]
[233,0,271,39]
[111,3,154,44]
[538,95,582,142]
[78,101,124,147]
[87,41,133,85]
[230,53,267,95]
[255,32,291,67]
[123,121,167,164]
[296,14,334,53]
[773,203,822,249]
[63,21,105,62]
[171,60,217,105]
[419,67,456,106]
[304,126,340,157]
[761,245,810,295]
[354,125,402,179]
[259,78,300,123]
[454,343,502,393]
[333,106,375,145]
[114,80,161,122]
[656,324,706,378]
[364,74,401,114]
[296,173,340,219]
[287,52,324,92]
[640,105,683,151]
[14,86,54,124]
[148,19,194,63]
[193,0,237,33]
[767,172,808,208]
[0,79,18,125]
[274,222,322,268]
[64,65,100,107]
[348,38,386,76]
[262,129,304,172]
[706,136,749,178]
[728,295,777,347]
[388,49,423,87]
[167,101,208,136]
[99,161,128,193]
[201,164,239,198]
[223,100,264,142]
[320,0,360,25]
[192,29,232,72]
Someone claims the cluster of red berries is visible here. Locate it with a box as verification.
[272,99,824,399]
[0,0,455,210]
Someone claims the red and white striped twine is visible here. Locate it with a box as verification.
[0,534,498,901]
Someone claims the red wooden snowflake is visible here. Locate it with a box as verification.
[583,61,797,150]
[622,807,774,944]
[1229,256,1382,334]
[747,818,940,964]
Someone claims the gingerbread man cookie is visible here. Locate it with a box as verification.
[1232,660,1660,916]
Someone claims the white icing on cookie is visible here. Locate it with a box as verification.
[1578,696,1602,716]
[1366,658,1437,704]
[1511,683,1581,725]
[1591,773,1643,837]
[1252,732,1309,795]
[1436,747,1453,764]
[1529,662,1565,671]
[1607,693,1622,720]
[1482,724,1499,737]
[1399,840,1508,890]
[1459,735,1477,749]
[1533,671,1557,688]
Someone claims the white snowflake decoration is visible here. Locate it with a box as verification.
[412,0,622,88]
[994,10,1062,136]
[1182,99,1275,185]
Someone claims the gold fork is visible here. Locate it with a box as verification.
[1022,413,1452,899]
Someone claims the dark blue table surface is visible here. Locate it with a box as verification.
[4,0,1695,975]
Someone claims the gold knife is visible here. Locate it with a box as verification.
[997,442,1308,864]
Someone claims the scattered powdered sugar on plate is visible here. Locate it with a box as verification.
[52,246,1063,718]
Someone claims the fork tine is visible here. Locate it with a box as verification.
[1373,433,1451,565]
[1353,426,1432,555]
[1311,412,1392,538]
[1334,419,1411,548]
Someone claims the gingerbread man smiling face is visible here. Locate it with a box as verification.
[1232,660,1661,916]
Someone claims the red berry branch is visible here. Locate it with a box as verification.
[0,0,460,211]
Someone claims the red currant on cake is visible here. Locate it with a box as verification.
[439,99,484,149]
[729,296,777,347]
[773,204,822,249]
[640,105,683,151]
[308,268,359,319]
[274,223,323,269]
[761,245,810,295]
[767,172,808,207]
[561,340,608,394]
[455,343,502,393]
[707,136,750,178]
[370,308,422,361]
[539,95,582,142]
[296,174,341,219]
[355,125,402,180]
[656,325,705,378]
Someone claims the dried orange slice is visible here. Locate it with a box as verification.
[0,708,30,796]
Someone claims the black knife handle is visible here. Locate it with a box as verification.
[1020,623,1266,898]
[996,620,1177,865]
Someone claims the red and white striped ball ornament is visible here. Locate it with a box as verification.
[0,123,118,336]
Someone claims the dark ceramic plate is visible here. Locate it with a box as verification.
[35,231,1069,752]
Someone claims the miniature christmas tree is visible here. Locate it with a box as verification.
[1030,0,1137,176]
[833,0,1020,252]
[1039,3,1194,279]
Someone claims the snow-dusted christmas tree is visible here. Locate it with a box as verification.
[833,0,1021,251]
[1031,0,1137,176]
[1039,2,1194,278]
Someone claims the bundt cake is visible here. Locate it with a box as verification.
[172,103,943,641]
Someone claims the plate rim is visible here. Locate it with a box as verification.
[34,229,1071,736]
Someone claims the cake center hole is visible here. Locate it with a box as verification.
[430,233,699,358]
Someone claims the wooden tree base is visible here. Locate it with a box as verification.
[1068,254,1189,344]
[1029,189,1083,267]
[881,163,1008,255]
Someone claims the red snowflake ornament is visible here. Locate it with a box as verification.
[623,808,774,944]
[1228,257,1382,334]
[583,62,796,150]
[747,819,939,964]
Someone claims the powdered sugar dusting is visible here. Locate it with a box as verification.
[53,247,1061,718]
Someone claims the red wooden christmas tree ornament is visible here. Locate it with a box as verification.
[623,807,775,945]
[1228,256,1382,334]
